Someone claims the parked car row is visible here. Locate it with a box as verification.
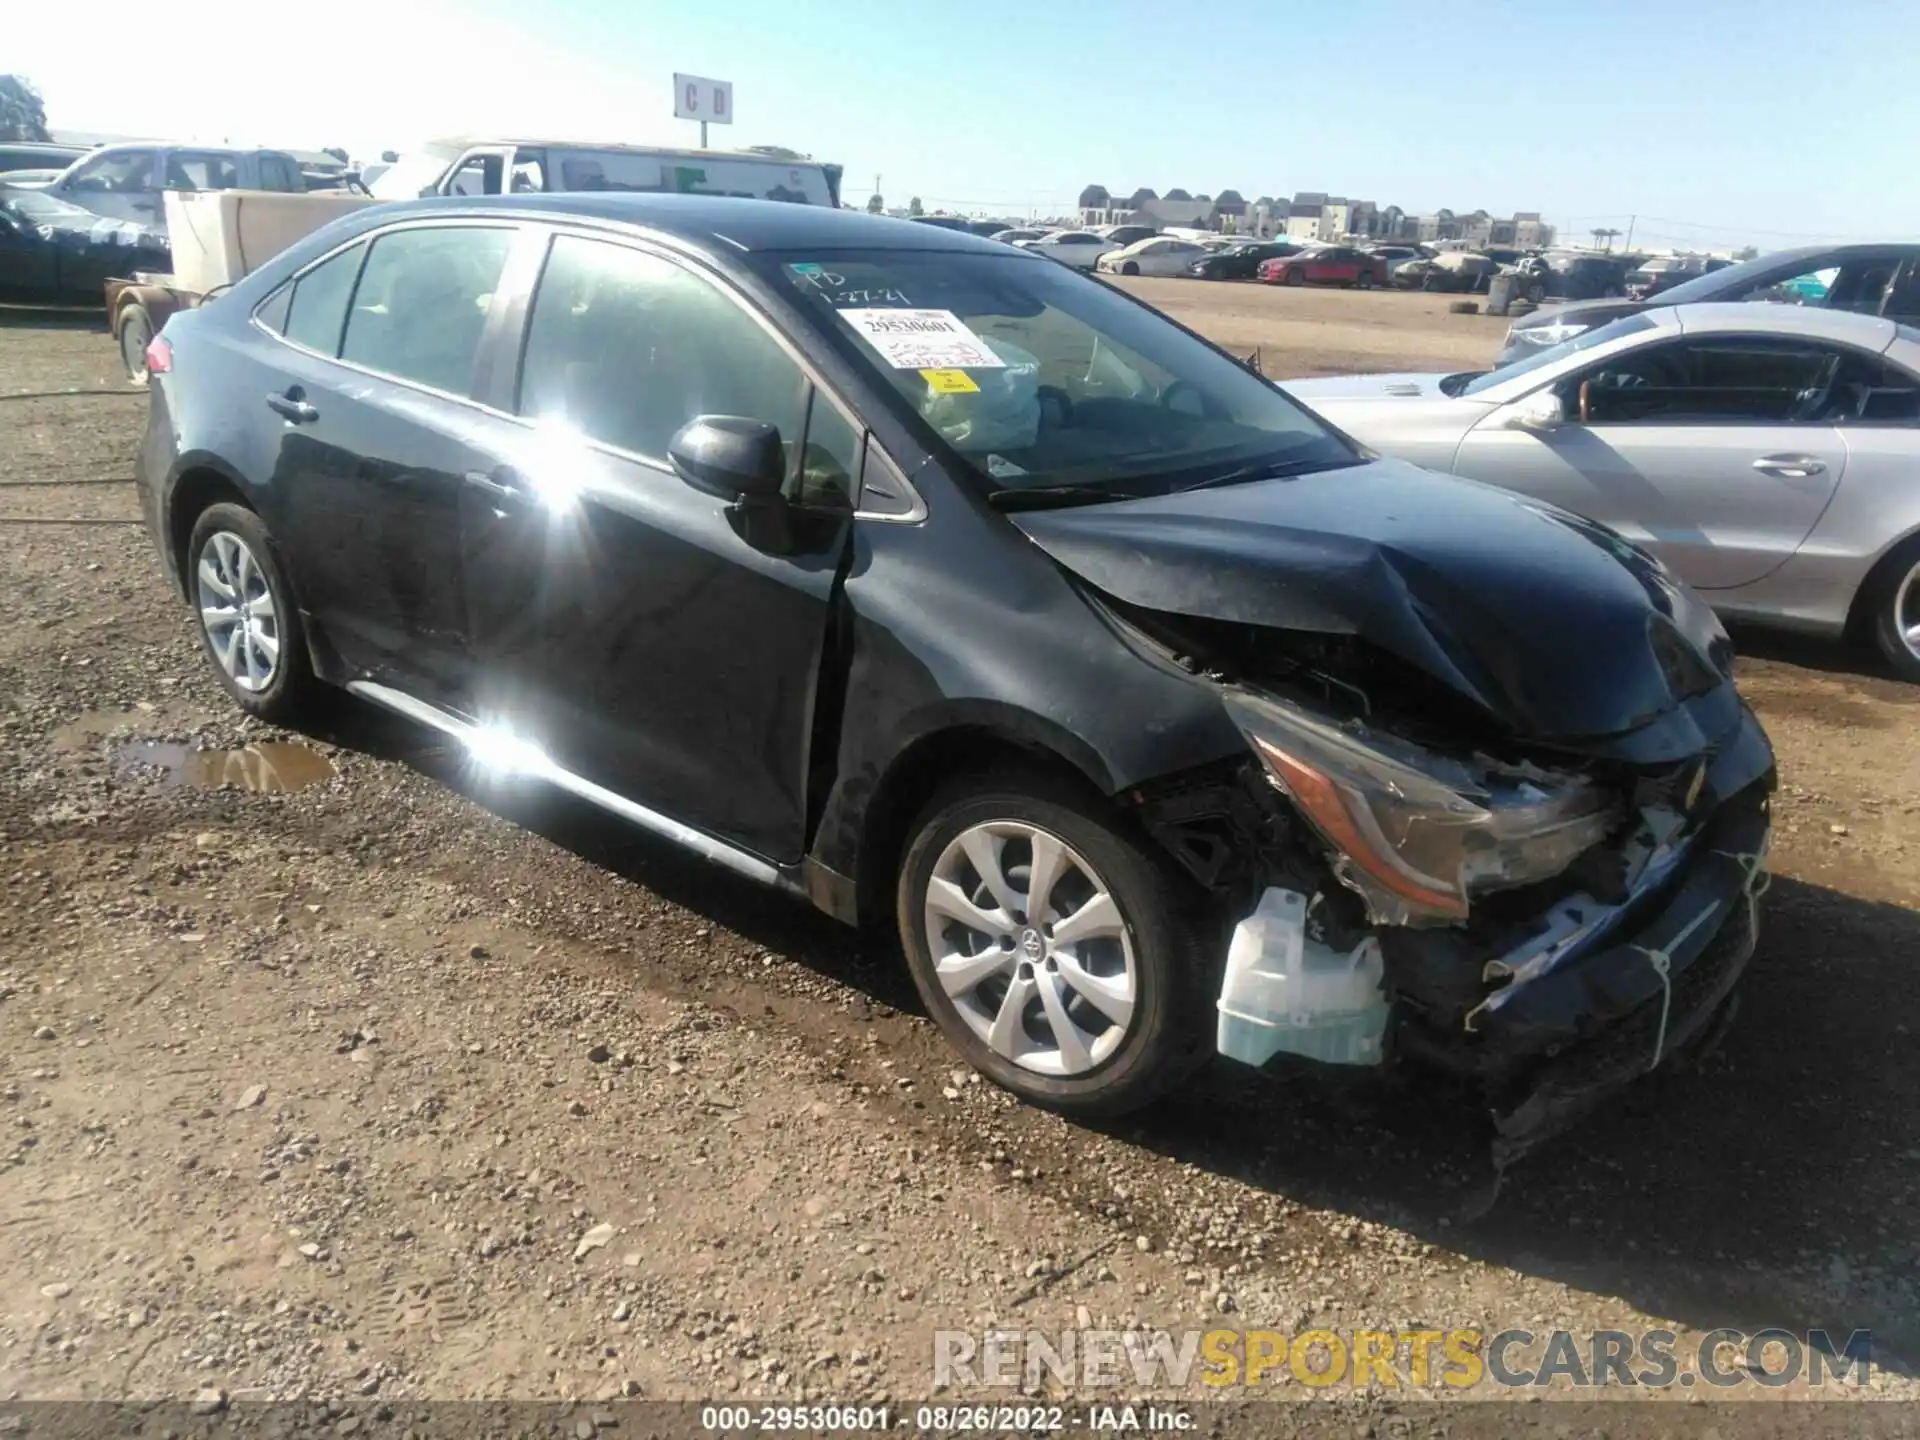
[1497,243,1920,364]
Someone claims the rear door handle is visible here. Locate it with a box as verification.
[1752,454,1826,479]
[265,389,318,424]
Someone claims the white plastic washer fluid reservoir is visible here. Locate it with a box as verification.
[1216,887,1390,1068]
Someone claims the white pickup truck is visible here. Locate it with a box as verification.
[105,137,846,382]
[369,138,843,209]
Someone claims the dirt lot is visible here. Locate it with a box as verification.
[2,286,1918,1419]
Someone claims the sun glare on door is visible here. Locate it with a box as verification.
[516,420,599,515]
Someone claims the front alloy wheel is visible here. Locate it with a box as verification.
[924,820,1137,1076]
[897,774,1211,1115]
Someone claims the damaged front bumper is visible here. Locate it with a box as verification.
[1432,776,1769,1167]
[1213,703,1775,1167]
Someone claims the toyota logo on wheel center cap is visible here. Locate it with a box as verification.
[1019,928,1045,959]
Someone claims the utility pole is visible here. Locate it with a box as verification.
[1623,214,1636,250]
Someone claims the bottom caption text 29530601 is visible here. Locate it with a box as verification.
[698,1404,1197,1432]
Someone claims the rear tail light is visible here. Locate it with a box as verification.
[144,335,172,376]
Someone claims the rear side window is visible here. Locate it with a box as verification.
[260,155,301,192]
[164,151,241,190]
[518,234,808,464]
[340,227,513,394]
[281,241,366,354]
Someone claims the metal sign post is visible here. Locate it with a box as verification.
[673,73,734,149]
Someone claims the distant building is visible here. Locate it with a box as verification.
[1078,182,1255,231]
[1075,181,1551,247]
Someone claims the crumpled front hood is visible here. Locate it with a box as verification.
[1011,458,1739,759]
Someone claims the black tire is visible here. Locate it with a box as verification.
[185,502,323,724]
[1863,536,1920,682]
[1355,271,1374,289]
[1287,269,1306,287]
[895,769,1214,1117]
[1121,261,1139,276]
[119,305,153,387]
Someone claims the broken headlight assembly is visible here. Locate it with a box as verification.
[1225,690,1621,926]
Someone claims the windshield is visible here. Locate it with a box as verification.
[755,249,1357,503]
[369,148,458,201]
[1460,312,1659,395]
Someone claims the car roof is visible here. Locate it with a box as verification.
[359,192,1031,256]
[421,137,830,166]
[1667,301,1898,347]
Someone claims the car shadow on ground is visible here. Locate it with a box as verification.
[309,695,917,1006]
[1731,621,1912,689]
[0,306,106,331]
[314,695,1920,1367]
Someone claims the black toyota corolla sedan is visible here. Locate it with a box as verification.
[135,195,1775,1163]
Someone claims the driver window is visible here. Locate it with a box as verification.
[519,234,809,466]
[1564,337,1844,425]
[68,149,156,193]
[444,155,501,196]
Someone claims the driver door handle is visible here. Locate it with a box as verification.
[1751,454,1826,479]
[265,388,318,424]
[463,466,527,502]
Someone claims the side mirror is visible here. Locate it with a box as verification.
[668,416,787,502]
[1507,390,1566,432]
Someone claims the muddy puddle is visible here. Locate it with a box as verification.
[52,702,200,751]
[116,741,336,793]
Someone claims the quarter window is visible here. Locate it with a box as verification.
[255,283,293,336]
[792,392,862,507]
[281,241,367,355]
[518,235,809,465]
[340,227,513,394]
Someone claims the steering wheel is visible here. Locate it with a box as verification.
[1160,379,1209,417]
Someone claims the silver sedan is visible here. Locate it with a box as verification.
[1282,303,1920,679]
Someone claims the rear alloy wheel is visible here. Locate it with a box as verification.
[1868,540,1920,682]
[118,305,153,387]
[897,775,1211,1115]
[187,503,321,723]
[1356,270,1375,289]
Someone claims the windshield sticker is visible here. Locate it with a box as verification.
[920,369,980,395]
[831,287,913,306]
[785,264,847,295]
[837,309,1006,370]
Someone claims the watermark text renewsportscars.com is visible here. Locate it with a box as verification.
[932,1326,1875,1391]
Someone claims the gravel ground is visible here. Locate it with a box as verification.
[2,293,1918,1417]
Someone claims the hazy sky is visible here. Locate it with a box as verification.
[12,0,1916,247]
